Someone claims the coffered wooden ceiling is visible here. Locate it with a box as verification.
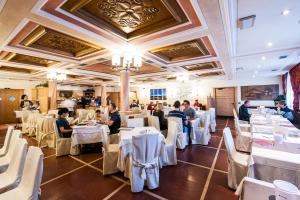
[197,71,225,78]
[0,66,37,74]
[181,61,222,71]
[61,0,189,39]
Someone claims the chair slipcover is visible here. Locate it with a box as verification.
[162,121,178,166]
[148,115,160,131]
[100,127,119,175]
[38,117,56,148]
[48,109,58,118]
[223,127,250,190]
[0,130,22,173]
[85,111,95,121]
[0,126,13,157]
[0,146,44,200]
[0,138,27,193]
[233,109,252,152]
[53,122,71,156]
[21,111,30,134]
[192,114,211,145]
[130,134,160,192]
[27,113,42,137]
[209,108,216,132]
[168,117,188,149]
[127,118,144,128]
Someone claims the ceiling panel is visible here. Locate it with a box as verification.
[197,71,224,78]
[181,61,222,71]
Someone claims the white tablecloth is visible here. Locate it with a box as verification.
[117,127,165,171]
[70,124,109,155]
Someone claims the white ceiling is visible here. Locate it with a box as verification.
[235,0,300,77]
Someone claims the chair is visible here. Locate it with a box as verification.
[100,127,119,175]
[130,133,160,192]
[148,115,160,131]
[233,108,250,132]
[39,118,56,148]
[21,111,30,134]
[162,121,178,166]
[223,127,250,190]
[168,117,188,149]
[53,122,71,156]
[48,109,58,118]
[0,138,27,193]
[192,114,211,145]
[235,119,252,153]
[0,126,13,157]
[85,111,95,121]
[0,146,44,200]
[209,108,216,132]
[127,118,144,128]
[0,130,22,173]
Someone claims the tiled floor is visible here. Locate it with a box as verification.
[0,118,238,200]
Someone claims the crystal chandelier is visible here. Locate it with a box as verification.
[112,45,142,71]
[47,70,67,81]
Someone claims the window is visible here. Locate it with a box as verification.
[150,89,167,100]
[286,73,294,109]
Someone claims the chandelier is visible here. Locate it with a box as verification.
[176,73,189,82]
[47,70,67,81]
[112,45,142,71]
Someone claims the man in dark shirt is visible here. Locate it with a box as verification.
[153,103,167,130]
[278,100,294,122]
[168,100,188,128]
[183,100,196,119]
[239,100,251,122]
[56,108,72,138]
[106,103,121,134]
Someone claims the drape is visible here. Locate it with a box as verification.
[289,63,300,112]
[282,72,288,96]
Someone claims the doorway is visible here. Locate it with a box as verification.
[0,89,24,124]
[214,87,236,117]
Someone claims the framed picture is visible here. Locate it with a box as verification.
[241,84,279,100]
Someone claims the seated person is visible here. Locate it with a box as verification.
[183,100,196,119]
[193,99,201,108]
[20,94,33,110]
[168,100,188,131]
[106,103,121,135]
[239,100,251,122]
[147,101,155,114]
[56,108,73,138]
[277,100,294,122]
[153,103,168,130]
[130,100,139,108]
[95,109,102,122]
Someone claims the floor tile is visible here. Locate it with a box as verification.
[214,150,228,172]
[152,162,209,200]
[42,147,56,157]
[207,136,221,148]
[212,129,223,137]
[204,171,237,200]
[177,146,217,167]
[90,158,103,170]
[41,166,123,200]
[42,156,84,183]
[73,151,103,163]
[109,185,159,200]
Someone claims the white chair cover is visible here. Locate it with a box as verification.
[168,117,188,150]
[85,111,95,121]
[209,108,216,132]
[162,121,178,166]
[0,126,13,157]
[130,133,160,192]
[0,138,27,193]
[100,127,119,175]
[0,146,44,200]
[48,109,58,118]
[0,130,22,173]
[127,118,144,128]
[233,109,252,152]
[192,113,211,145]
[148,115,160,131]
[21,111,31,134]
[53,122,71,157]
[223,127,250,190]
[38,117,56,148]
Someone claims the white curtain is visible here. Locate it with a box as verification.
[286,73,294,109]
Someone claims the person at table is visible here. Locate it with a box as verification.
[61,97,77,117]
[239,100,251,122]
[130,100,139,108]
[193,99,201,108]
[277,100,294,122]
[56,108,73,138]
[153,103,167,130]
[106,103,121,135]
[20,94,33,110]
[95,109,102,122]
[147,101,155,114]
[168,100,188,130]
[183,100,196,120]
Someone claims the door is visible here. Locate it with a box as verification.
[0,89,24,124]
[215,87,235,117]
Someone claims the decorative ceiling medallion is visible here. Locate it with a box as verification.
[182,61,221,71]
[197,71,225,78]
[21,25,104,57]
[0,66,37,74]
[61,0,188,39]
[3,52,58,67]
[149,38,211,62]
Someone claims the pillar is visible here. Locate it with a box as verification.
[48,81,57,109]
[120,70,129,111]
[101,84,107,106]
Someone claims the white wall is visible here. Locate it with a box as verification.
[135,76,282,107]
[0,79,40,99]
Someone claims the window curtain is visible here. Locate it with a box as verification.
[289,63,300,112]
[282,72,288,96]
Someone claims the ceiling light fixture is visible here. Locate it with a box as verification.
[261,56,266,60]
[112,44,142,72]
[267,42,273,47]
[282,9,290,16]
[47,70,67,81]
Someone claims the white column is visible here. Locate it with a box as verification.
[120,70,129,111]
[48,81,57,109]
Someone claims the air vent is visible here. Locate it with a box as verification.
[279,55,288,59]
[271,69,279,72]
[238,15,256,29]
[236,67,244,71]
